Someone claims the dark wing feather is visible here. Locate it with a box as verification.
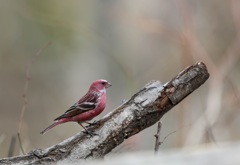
[54,92,98,121]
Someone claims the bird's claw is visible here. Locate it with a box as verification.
[86,120,100,127]
[82,130,98,137]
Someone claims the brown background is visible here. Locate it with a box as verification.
[0,0,239,158]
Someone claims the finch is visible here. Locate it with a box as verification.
[40,79,111,135]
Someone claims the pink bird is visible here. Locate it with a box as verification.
[40,79,112,135]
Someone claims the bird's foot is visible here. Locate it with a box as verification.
[85,120,100,127]
[82,130,98,137]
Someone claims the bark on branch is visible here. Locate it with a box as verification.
[0,62,209,165]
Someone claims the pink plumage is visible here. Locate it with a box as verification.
[40,79,111,134]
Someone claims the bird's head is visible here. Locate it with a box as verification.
[89,79,112,92]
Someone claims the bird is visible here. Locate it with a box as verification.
[40,79,112,135]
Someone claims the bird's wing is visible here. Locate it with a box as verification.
[54,92,99,121]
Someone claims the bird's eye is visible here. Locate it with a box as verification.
[101,82,106,85]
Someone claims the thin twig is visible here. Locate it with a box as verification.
[161,130,176,144]
[205,126,216,143]
[8,135,16,157]
[154,122,176,153]
[17,41,52,154]
[154,122,162,153]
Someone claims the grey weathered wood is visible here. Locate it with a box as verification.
[0,62,209,165]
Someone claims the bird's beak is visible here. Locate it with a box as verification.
[106,83,112,88]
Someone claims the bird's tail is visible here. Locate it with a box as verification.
[40,121,60,135]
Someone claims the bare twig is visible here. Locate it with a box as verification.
[154,122,176,153]
[154,122,162,153]
[205,126,216,143]
[17,41,52,154]
[161,131,177,144]
[8,136,17,157]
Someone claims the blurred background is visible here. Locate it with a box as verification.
[0,0,240,158]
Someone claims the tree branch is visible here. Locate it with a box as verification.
[0,62,209,165]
